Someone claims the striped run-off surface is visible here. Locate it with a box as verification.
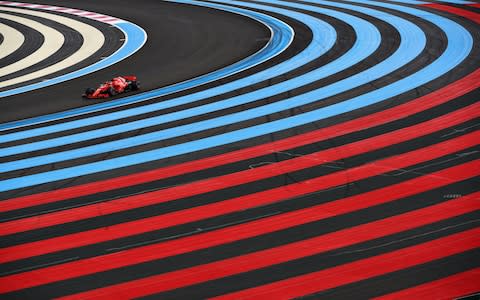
[0,0,479,299]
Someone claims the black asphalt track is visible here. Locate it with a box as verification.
[0,18,44,72]
[0,0,479,299]
[0,0,270,123]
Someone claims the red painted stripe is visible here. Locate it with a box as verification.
[0,148,476,293]
[30,4,51,9]
[2,67,479,213]
[79,12,96,16]
[66,9,83,14]
[97,18,118,23]
[469,4,480,9]
[423,4,480,24]
[374,268,480,300]
[210,229,480,300]
[57,195,480,299]
[1,105,478,236]
[0,158,477,264]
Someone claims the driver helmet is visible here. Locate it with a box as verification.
[112,77,125,91]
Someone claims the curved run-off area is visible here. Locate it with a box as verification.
[0,0,293,129]
[0,0,478,299]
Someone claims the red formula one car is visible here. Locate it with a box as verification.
[83,75,140,99]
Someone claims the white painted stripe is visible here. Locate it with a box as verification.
[0,21,24,60]
[74,11,97,16]
[0,6,104,89]
[95,15,113,19]
[23,4,45,9]
[55,8,79,14]
[0,1,125,24]
[0,12,63,78]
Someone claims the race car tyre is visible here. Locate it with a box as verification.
[131,81,140,91]
[108,87,118,96]
[85,88,95,96]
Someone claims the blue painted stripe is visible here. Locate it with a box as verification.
[0,0,317,143]
[0,22,147,98]
[0,0,377,163]
[0,1,393,169]
[387,0,429,4]
[0,0,293,131]
[0,0,472,191]
[388,0,475,4]
[2,2,379,156]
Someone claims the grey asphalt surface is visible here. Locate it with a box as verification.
[0,0,270,123]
